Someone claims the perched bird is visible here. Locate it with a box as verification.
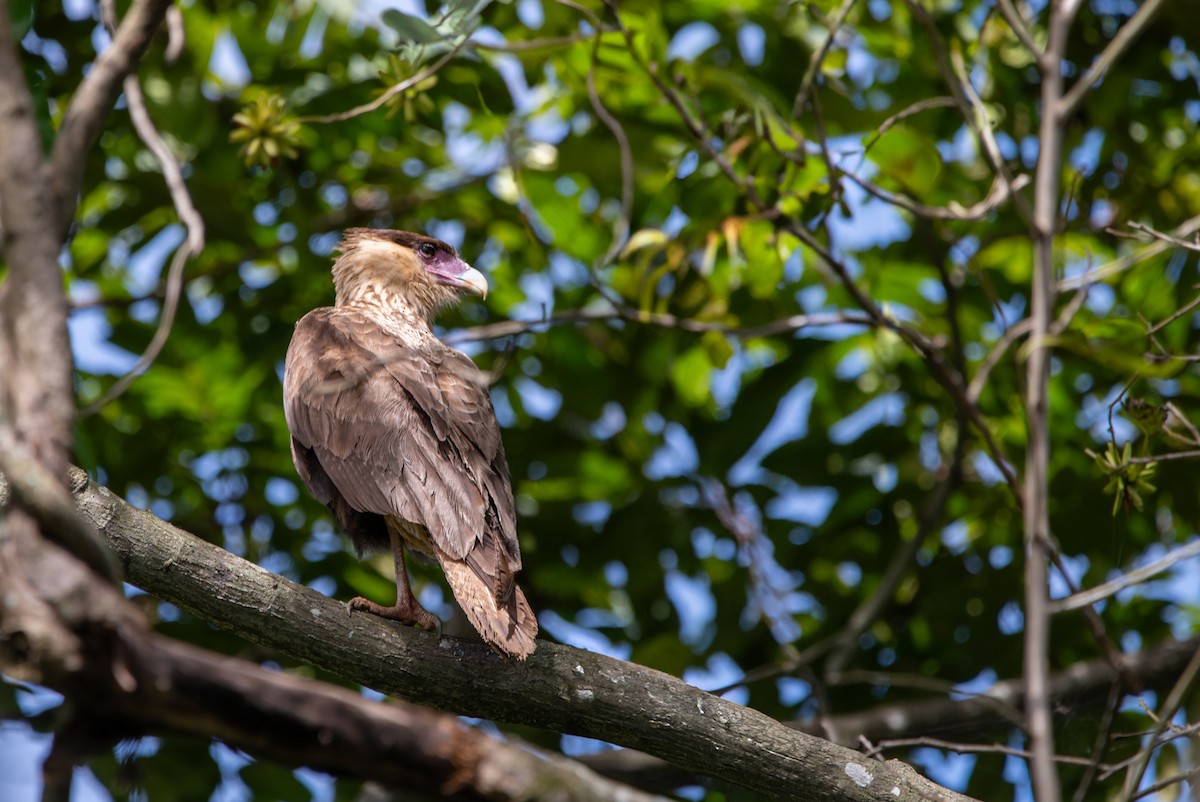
[283,228,537,658]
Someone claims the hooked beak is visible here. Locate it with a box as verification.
[454,265,489,299]
[431,259,489,299]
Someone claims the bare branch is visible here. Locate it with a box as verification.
[994,0,1041,58]
[49,0,172,238]
[442,307,872,345]
[866,736,1098,768]
[1120,647,1200,799]
[586,26,633,265]
[702,479,800,653]
[844,169,1031,221]
[472,32,595,52]
[947,46,1033,221]
[81,0,206,417]
[1050,538,1200,614]
[860,96,957,157]
[1058,0,1169,121]
[792,0,859,116]
[1059,215,1200,290]
[1117,220,1200,255]
[299,36,473,124]
[70,470,981,802]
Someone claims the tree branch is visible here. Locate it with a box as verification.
[116,633,675,802]
[576,637,1200,792]
[79,0,206,417]
[0,478,668,802]
[66,469,980,802]
[49,0,173,238]
[1024,3,1082,798]
[1057,0,1169,121]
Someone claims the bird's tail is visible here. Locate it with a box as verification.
[438,556,538,659]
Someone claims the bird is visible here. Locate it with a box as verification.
[282,228,537,658]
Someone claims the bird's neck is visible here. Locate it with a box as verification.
[337,285,436,339]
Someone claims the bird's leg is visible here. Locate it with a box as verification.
[348,529,440,633]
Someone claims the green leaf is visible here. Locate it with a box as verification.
[381,10,443,43]
[868,125,942,196]
[670,345,713,407]
[7,0,33,39]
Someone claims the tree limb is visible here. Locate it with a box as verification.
[0,475,669,802]
[117,633,676,802]
[575,637,1200,792]
[65,469,980,802]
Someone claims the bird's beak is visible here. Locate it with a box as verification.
[452,265,489,299]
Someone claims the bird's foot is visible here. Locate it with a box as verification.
[348,596,440,633]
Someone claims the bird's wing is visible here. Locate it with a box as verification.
[283,307,519,585]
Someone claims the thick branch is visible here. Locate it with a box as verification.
[117,634,673,802]
[0,476,667,802]
[69,470,978,802]
[0,1,71,471]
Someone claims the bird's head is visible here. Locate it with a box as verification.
[331,228,488,321]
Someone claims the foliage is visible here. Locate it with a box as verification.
[8,0,1200,799]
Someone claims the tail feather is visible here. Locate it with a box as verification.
[439,556,537,659]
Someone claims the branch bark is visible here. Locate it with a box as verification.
[1023,2,1081,799]
[113,632,676,802]
[575,637,1200,792]
[0,477,669,802]
[63,469,980,802]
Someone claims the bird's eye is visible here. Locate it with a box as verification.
[418,243,437,259]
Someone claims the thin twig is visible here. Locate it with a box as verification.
[947,46,1033,221]
[1121,647,1200,799]
[994,0,1041,57]
[1118,221,1200,255]
[82,0,205,417]
[844,170,1030,222]
[703,479,800,656]
[1119,448,1200,467]
[578,0,633,265]
[1128,768,1200,802]
[864,736,1099,768]
[1050,538,1200,614]
[1060,216,1200,290]
[860,97,958,157]
[1071,681,1123,802]
[792,0,859,117]
[49,0,172,240]
[472,32,594,52]
[1058,0,1169,120]
[969,282,1094,408]
[444,307,872,345]
[298,36,472,124]
[1148,292,1200,335]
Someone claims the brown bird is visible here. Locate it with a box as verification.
[283,228,537,658]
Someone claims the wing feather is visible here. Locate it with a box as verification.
[283,307,520,594]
